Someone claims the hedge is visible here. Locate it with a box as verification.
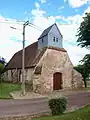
[49,97,67,115]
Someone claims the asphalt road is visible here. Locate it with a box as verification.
[67,92,90,109]
[0,97,50,117]
[0,92,90,117]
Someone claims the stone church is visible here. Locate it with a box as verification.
[4,23,84,93]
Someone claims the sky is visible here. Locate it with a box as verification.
[0,0,90,65]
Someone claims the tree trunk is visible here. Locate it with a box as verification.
[84,80,87,88]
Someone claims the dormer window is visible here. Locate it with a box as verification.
[53,37,55,42]
[42,38,43,43]
[56,38,58,42]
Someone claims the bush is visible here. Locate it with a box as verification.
[49,97,67,115]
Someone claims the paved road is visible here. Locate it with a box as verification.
[0,97,50,117]
[0,92,90,117]
[67,92,90,109]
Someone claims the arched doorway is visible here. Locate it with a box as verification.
[53,72,62,90]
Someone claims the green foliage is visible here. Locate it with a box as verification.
[75,54,90,79]
[74,54,90,87]
[49,98,67,115]
[0,63,4,74]
[77,13,90,48]
[0,82,21,99]
[74,64,88,80]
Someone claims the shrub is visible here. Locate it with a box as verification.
[49,97,67,115]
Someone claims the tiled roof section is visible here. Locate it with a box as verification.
[6,50,22,69]
[6,42,38,69]
[26,47,47,67]
[38,24,54,39]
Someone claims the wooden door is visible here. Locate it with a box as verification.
[53,72,62,90]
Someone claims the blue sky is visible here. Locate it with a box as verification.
[0,0,90,65]
[0,0,89,19]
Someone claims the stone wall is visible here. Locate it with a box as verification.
[4,69,21,83]
[72,69,84,88]
[33,48,83,94]
[27,68,34,81]
[3,70,11,82]
[3,68,34,83]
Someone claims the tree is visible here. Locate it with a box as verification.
[74,54,90,88]
[0,63,4,74]
[0,57,6,76]
[77,13,90,48]
[74,65,88,88]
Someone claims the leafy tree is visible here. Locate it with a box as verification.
[0,57,6,77]
[77,13,90,48]
[80,54,90,65]
[74,65,88,88]
[74,54,90,88]
[0,63,4,74]
[76,12,90,87]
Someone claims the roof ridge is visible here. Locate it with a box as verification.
[38,23,56,39]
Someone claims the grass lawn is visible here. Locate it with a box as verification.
[86,86,90,90]
[0,82,21,99]
[32,106,90,120]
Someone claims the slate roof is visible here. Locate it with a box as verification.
[38,23,63,39]
[38,24,54,39]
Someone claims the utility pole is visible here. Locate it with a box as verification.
[22,21,29,95]
[9,20,42,95]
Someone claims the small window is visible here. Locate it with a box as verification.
[56,38,58,42]
[53,37,55,42]
[42,38,43,43]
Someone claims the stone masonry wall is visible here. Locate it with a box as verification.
[33,48,83,94]
[72,69,84,88]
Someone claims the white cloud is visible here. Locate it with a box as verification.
[59,24,78,42]
[59,14,83,24]
[65,44,89,65]
[31,8,56,29]
[32,9,46,18]
[35,2,40,9]
[65,0,89,8]
[39,0,47,4]
[0,16,23,61]
[83,6,90,14]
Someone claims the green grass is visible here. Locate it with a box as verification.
[32,106,90,120]
[0,82,21,99]
[86,87,90,90]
